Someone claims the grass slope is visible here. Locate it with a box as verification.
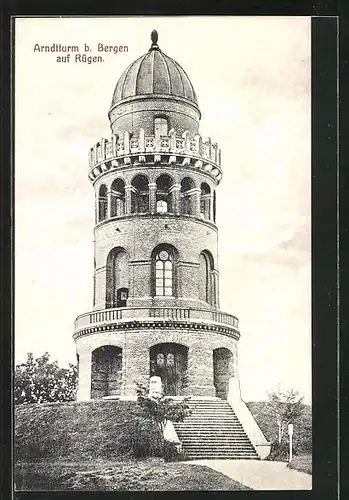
[15,400,161,461]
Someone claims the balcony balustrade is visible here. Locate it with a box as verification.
[74,305,239,334]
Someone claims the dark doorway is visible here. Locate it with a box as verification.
[91,346,122,399]
[213,348,234,400]
[116,287,128,308]
[150,343,188,396]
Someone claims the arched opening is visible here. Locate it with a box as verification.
[98,185,107,222]
[105,247,129,308]
[131,175,149,214]
[91,345,122,399]
[152,244,177,297]
[110,178,125,217]
[156,174,173,214]
[199,250,214,305]
[180,177,195,215]
[200,182,211,220]
[213,348,234,400]
[150,343,188,396]
[154,116,168,136]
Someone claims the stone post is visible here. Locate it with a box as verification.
[76,350,92,401]
[139,128,145,151]
[124,131,130,154]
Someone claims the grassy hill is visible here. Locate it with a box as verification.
[15,399,312,462]
[246,401,312,455]
[15,399,161,461]
[15,400,251,491]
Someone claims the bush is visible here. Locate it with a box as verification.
[119,416,162,459]
[163,441,188,462]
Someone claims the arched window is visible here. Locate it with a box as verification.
[91,346,123,399]
[180,177,195,215]
[131,175,149,214]
[152,245,177,297]
[155,250,173,296]
[154,117,168,136]
[105,247,129,308]
[199,250,215,305]
[110,178,125,217]
[200,183,211,220]
[98,185,107,222]
[156,174,173,214]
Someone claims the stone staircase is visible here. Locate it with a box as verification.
[173,398,259,460]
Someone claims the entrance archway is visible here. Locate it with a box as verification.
[150,343,188,396]
[213,347,234,399]
[91,345,122,399]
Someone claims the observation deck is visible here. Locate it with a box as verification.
[88,129,222,184]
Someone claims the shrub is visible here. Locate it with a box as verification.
[163,441,188,462]
[119,416,162,459]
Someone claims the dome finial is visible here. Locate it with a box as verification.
[150,29,159,50]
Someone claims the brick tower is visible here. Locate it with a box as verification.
[73,30,270,459]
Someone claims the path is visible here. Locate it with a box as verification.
[187,459,312,490]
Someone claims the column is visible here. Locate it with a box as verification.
[192,188,201,217]
[125,185,133,214]
[212,270,220,308]
[107,190,112,219]
[170,184,181,214]
[76,350,91,401]
[149,182,157,214]
[209,192,214,221]
[95,191,98,224]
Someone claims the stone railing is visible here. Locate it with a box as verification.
[74,305,239,333]
[88,129,222,183]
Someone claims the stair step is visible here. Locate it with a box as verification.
[173,400,259,461]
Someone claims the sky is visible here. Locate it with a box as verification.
[15,16,311,403]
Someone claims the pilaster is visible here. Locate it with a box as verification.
[170,184,181,214]
[125,185,133,214]
[149,182,157,214]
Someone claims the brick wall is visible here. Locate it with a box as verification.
[76,327,239,400]
[93,215,219,310]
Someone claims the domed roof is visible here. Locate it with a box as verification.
[111,30,198,108]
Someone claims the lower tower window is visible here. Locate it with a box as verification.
[155,250,173,296]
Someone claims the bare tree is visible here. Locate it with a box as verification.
[267,387,305,444]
